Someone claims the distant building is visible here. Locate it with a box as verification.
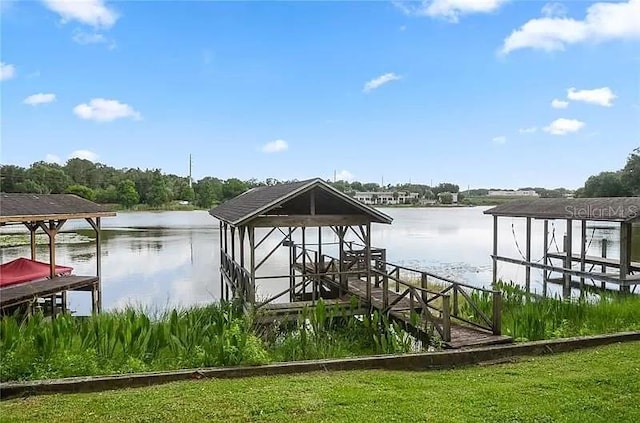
[488,190,539,197]
[353,191,419,205]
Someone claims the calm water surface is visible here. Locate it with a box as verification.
[0,208,630,314]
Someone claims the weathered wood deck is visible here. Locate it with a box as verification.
[0,276,99,310]
[292,263,512,349]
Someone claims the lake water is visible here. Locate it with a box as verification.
[0,208,630,314]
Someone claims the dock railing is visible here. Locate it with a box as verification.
[372,259,502,336]
[284,243,502,340]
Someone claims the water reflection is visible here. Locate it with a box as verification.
[0,209,635,314]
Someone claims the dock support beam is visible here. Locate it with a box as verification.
[580,220,587,297]
[525,217,531,294]
[620,222,632,294]
[248,227,256,306]
[492,216,498,285]
[542,220,549,297]
[564,219,573,298]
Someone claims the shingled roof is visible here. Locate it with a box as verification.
[0,193,115,224]
[209,178,393,226]
[484,197,640,222]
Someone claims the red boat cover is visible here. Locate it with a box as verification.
[0,258,73,288]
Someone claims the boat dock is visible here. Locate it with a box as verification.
[210,178,511,349]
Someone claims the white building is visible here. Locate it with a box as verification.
[488,190,539,197]
[353,191,419,205]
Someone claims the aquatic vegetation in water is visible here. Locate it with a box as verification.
[0,299,416,382]
[459,280,640,341]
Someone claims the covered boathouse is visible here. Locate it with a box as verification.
[485,197,640,297]
[0,193,115,316]
[210,178,510,349]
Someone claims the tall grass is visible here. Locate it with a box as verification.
[0,299,415,382]
[264,299,414,362]
[0,302,268,382]
[459,281,640,341]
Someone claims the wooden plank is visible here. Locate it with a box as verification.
[493,254,640,284]
[0,212,115,224]
[547,252,640,271]
[250,215,372,228]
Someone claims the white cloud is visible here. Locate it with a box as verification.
[45,154,62,165]
[0,62,16,81]
[394,0,508,23]
[363,73,402,93]
[551,98,569,109]
[69,150,99,161]
[567,87,616,107]
[73,98,141,122]
[23,93,56,106]
[335,170,354,182]
[261,139,288,153]
[42,0,118,28]
[541,2,568,18]
[501,0,640,54]
[519,127,538,134]
[543,118,585,135]
[492,135,507,144]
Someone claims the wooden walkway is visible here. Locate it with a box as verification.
[292,263,512,349]
[0,276,99,310]
[257,298,366,325]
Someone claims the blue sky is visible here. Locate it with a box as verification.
[1,0,639,189]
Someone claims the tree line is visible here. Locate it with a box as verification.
[575,148,640,197]
[0,159,461,208]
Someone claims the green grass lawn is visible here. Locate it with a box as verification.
[2,341,639,423]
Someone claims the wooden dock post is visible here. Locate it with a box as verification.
[601,238,607,291]
[525,217,531,294]
[542,220,548,297]
[564,219,573,298]
[620,222,632,294]
[492,216,498,284]
[441,295,451,342]
[492,290,502,335]
[219,221,224,300]
[580,220,587,297]
[248,227,256,306]
[229,226,235,301]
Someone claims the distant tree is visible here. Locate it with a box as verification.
[147,174,171,206]
[96,185,119,203]
[362,183,380,192]
[433,183,459,195]
[64,158,98,187]
[66,184,96,201]
[117,179,140,207]
[221,178,248,201]
[439,192,453,204]
[621,148,640,195]
[582,172,630,197]
[0,165,27,192]
[27,162,71,193]
[194,177,221,208]
[15,179,47,194]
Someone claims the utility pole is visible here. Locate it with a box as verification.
[188,154,193,188]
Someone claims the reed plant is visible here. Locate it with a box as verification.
[0,301,268,382]
[459,281,640,341]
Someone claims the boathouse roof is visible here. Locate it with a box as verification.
[209,178,393,227]
[484,197,640,222]
[0,193,115,224]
